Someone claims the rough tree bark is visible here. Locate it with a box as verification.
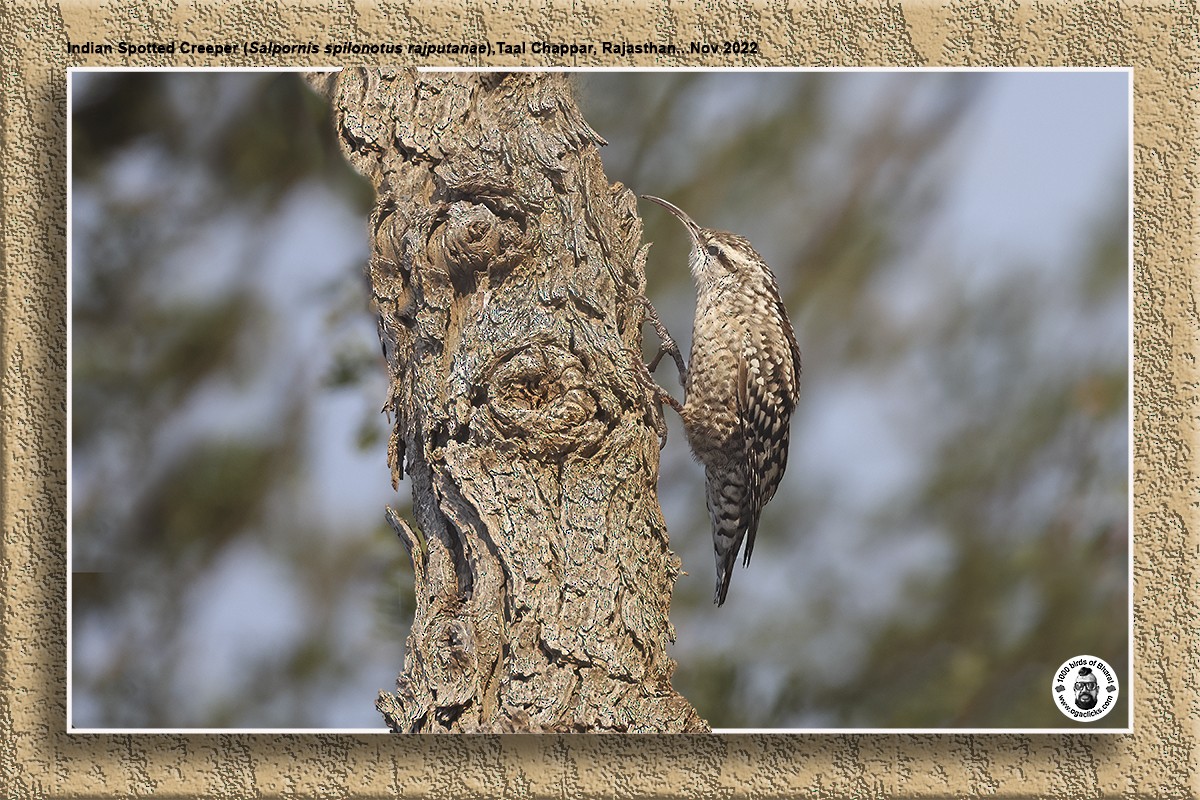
[310,69,707,733]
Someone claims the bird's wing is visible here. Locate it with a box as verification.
[737,336,797,566]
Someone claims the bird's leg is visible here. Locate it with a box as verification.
[641,297,687,386]
[631,351,682,448]
[630,297,688,448]
[649,376,684,416]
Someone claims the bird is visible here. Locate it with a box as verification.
[642,195,802,606]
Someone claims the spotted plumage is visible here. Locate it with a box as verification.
[643,196,802,605]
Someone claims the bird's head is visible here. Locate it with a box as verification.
[642,195,764,286]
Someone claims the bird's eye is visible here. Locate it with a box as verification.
[706,244,721,257]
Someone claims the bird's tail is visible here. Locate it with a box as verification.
[707,467,760,606]
[714,546,737,606]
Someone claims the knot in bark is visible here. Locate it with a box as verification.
[442,201,500,275]
[436,200,501,293]
[485,342,609,459]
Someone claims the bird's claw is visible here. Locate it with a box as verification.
[630,347,681,449]
[641,297,687,386]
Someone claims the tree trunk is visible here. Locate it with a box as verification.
[312,69,707,733]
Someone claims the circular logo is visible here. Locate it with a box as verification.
[1051,655,1119,721]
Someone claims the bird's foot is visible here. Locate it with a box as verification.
[629,347,682,449]
[641,297,687,387]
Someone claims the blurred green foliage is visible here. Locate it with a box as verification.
[71,72,405,728]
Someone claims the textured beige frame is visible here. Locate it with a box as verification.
[4,2,1193,796]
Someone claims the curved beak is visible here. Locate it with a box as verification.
[641,195,702,243]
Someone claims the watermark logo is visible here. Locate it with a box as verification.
[1052,655,1119,721]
